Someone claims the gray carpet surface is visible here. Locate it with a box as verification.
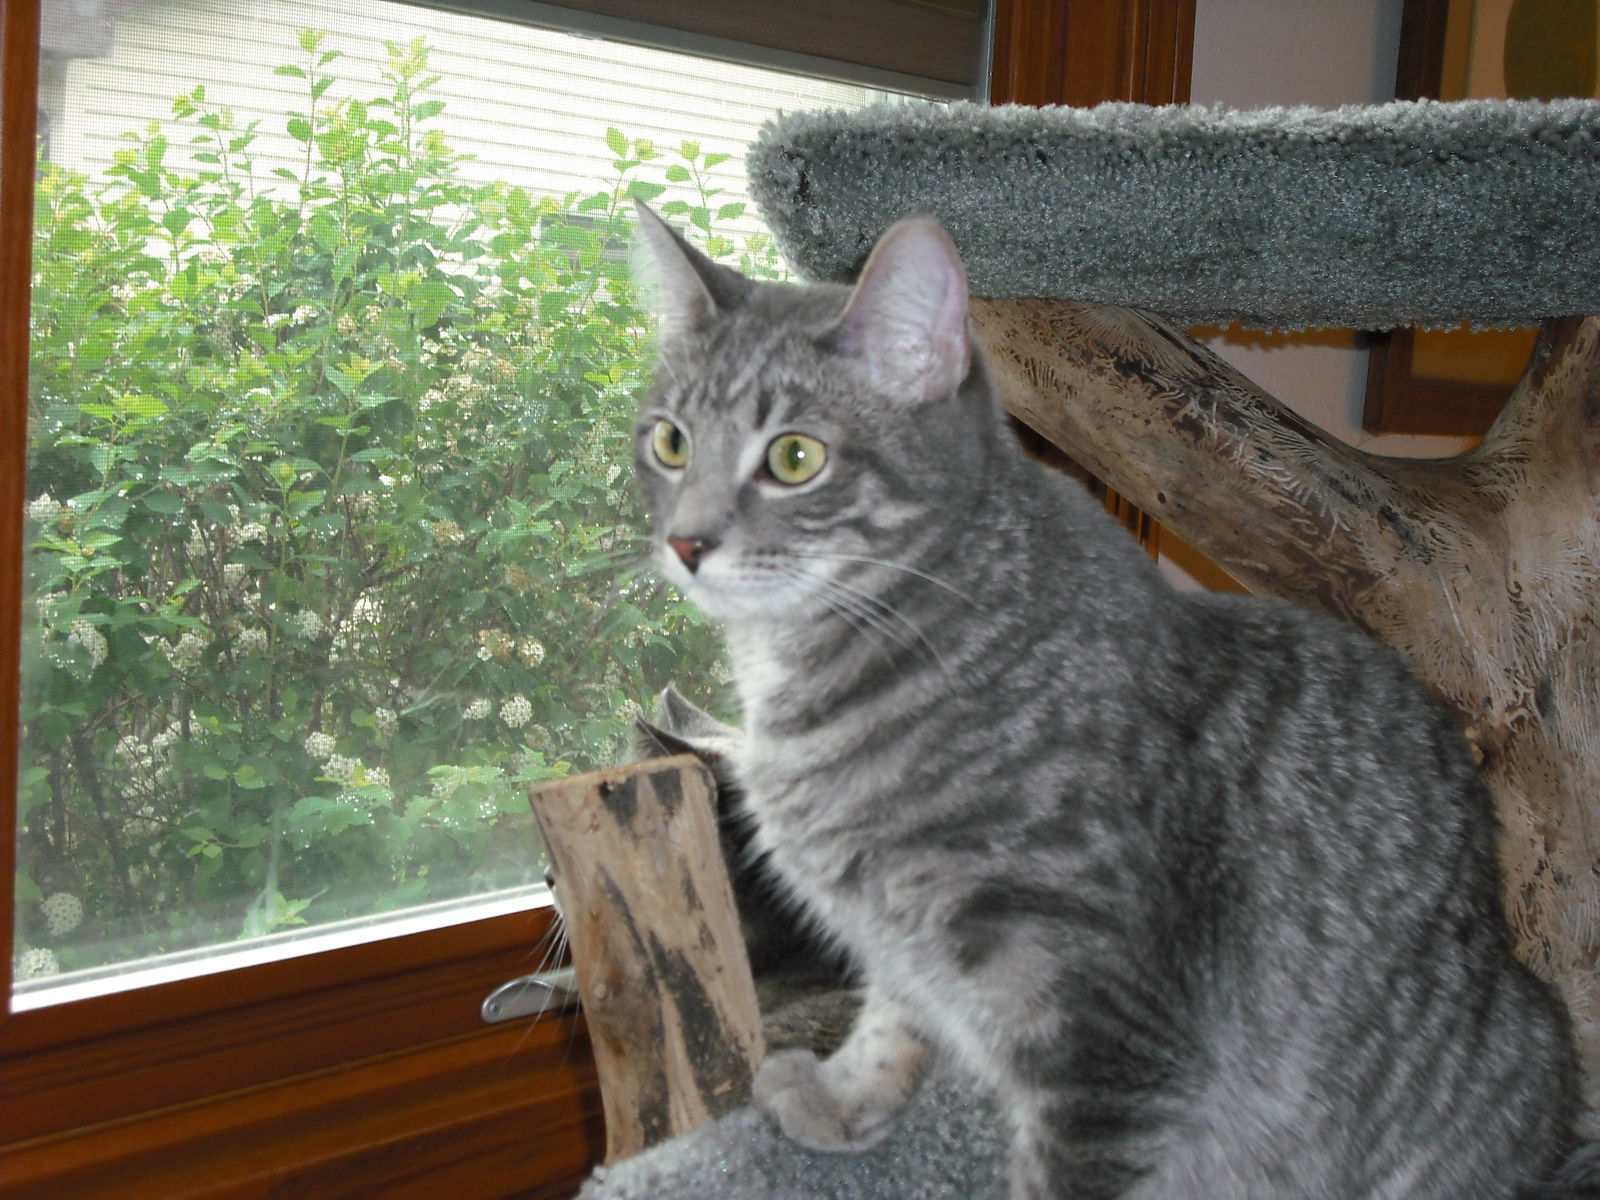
[746,98,1600,329]
[578,1065,1008,1200]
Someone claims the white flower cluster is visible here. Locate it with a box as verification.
[264,305,319,329]
[463,698,492,720]
[476,628,513,662]
[518,637,546,667]
[303,731,336,760]
[431,519,465,546]
[150,721,182,756]
[68,619,108,669]
[221,562,250,591]
[17,947,59,980]
[237,627,269,655]
[304,732,389,792]
[41,892,84,937]
[164,629,209,672]
[373,707,398,739]
[500,694,532,728]
[330,595,383,664]
[28,493,64,524]
[292,610,325,640]
[113,718,184,790]
[322,754,362,786]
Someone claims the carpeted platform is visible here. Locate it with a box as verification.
[746,98,1600,329]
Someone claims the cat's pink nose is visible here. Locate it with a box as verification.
[667,536,716,574]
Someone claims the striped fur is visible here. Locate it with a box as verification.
[630,205,1589,1199]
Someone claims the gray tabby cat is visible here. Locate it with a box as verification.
[629,202,1597,1199]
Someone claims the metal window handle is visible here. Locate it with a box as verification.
[480,965,580,1024]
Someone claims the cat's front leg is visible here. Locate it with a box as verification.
[753,983,927,1152]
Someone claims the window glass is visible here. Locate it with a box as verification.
[16,0,903,995]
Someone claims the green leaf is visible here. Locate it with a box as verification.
[142,491,185,516]
[14,871,42,906]
[114,393,169,419]
[626,181,667,204]
[408,279,456,328]
[604,127,627,157]
[664,164,691,183]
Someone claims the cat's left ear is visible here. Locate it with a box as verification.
[633,201,751,347]
[829,215,971,403]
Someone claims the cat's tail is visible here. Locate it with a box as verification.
[1522,1144,1600,1199]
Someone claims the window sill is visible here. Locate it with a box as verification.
[2,1011,602,1198]
[2,905,602,1194]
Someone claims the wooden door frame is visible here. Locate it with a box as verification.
[991,0,1194,559]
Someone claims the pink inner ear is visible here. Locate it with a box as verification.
[837,217,971,399]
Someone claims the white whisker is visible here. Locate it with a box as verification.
[787,550,974,604]
[778,562,951,674]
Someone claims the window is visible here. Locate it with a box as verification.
[16,0,909,1004]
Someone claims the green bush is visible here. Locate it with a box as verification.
[17,31,771,974]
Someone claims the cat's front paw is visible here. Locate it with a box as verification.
[752,1049,900,1153]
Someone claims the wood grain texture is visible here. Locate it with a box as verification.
[0,906,605,1193]
[2,1011,602,1199]
[973,297,1600,1100]
[992,0,1194,108]
[531,755,764,1162]
[1,0,40,1002]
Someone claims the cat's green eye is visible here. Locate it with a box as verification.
[651,419,689,469]
[764,433,827,486]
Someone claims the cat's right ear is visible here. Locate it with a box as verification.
[828,215,970,404]
[633,202,750,347]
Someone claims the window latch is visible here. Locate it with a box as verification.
[480,965,580,1024]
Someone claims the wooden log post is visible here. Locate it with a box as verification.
[530,755,765,1162]
[971,299,1600,1105]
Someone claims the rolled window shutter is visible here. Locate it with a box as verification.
[432,0,991,97]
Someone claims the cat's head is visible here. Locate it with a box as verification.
[631,204,998,625]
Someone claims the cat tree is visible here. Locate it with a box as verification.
[541,97,1600,1197]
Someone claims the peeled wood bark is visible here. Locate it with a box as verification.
[530,755,765,1161]
[972,299,1600,1102]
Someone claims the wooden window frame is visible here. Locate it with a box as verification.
[1,1,1190,1194]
